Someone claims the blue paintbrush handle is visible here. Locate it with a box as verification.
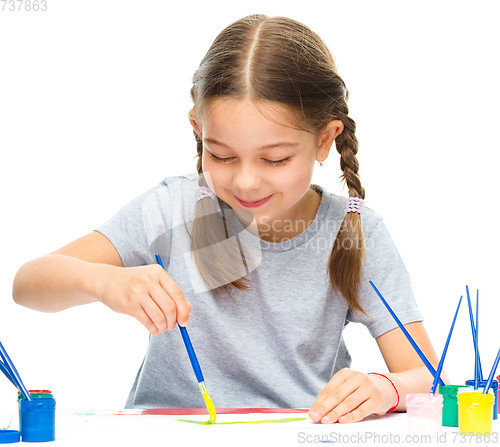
[178,326,205,383]
[369,281,445,386]
[0,359,17,388]
[483,349,500,395]
[155,254,205,384]
[430,295,462,394]
[155,254,166,270]
[474,291,479,390]
[0,341,31,401]
[466,286,483,380]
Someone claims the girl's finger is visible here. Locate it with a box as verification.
[136,306,160,336]
[148,282,178,330]
[309,369,360,421]
[157,271,191,326]
[338,400,375,424]
[140,296,167,333]
[320,387,370,424]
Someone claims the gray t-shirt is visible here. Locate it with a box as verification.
[95,173,423,409]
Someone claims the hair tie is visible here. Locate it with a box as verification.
[196,185,216,202]
[345,197,364,214]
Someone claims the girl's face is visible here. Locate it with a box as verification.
[189,97,342,231]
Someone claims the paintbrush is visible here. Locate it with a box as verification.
[369,281,445,386]
[155,254,216,424]
[430,296,462,394]
[474,292,479,390]
[466,285,483,380]
[483,349,500,395]
[0,359,17,388]
[0,341,31,400]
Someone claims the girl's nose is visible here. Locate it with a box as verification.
[233,163,261,192]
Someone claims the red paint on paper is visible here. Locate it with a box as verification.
[113,408,308,416]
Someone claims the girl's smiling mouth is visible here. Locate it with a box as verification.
[235,194,273,208]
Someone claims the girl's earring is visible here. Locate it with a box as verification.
[319,159,324,167]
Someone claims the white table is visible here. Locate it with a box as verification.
[6,408,500,446]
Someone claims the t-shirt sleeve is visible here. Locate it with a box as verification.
[346,218,424,338]
[94,184,172,268]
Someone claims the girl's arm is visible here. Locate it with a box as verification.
[13,231,123,312]
[12,231,191,335]
[373,320,450,411]
[308,321,448,424]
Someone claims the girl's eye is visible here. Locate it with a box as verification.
[208,153,233,163]
[208,152,291,166]
[267,157,290,166]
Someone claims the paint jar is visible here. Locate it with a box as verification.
[406,393,443,435]
[18,393,56,443]
[465,379,498,419]
[17,390,54,440]
[458,389,494,436]
[439,385,469,427]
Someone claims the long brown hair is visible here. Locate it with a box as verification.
[188,14,366,313]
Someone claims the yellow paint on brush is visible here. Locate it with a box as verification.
[200,384,216,425]
[177,417,308,425]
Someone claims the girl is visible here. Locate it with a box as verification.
[12,14,445,424]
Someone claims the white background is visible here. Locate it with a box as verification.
[0,0,498,413]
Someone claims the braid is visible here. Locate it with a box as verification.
[328,98,367,315]
[194,131,203,174]
[335,101,365,200]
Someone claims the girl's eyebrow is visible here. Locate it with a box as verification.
[203,137,299,150]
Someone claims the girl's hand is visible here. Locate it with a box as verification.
[308,368,398,424]
[95,264,192,336]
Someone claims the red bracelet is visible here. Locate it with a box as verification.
[367,372,400,413]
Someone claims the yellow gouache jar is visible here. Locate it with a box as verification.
[457,389,494,436]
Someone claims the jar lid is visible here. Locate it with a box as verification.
[439,384,469,398]
[0,430,20,444]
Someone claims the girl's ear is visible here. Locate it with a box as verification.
[316,120,344,162]
[188,109,203,139]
